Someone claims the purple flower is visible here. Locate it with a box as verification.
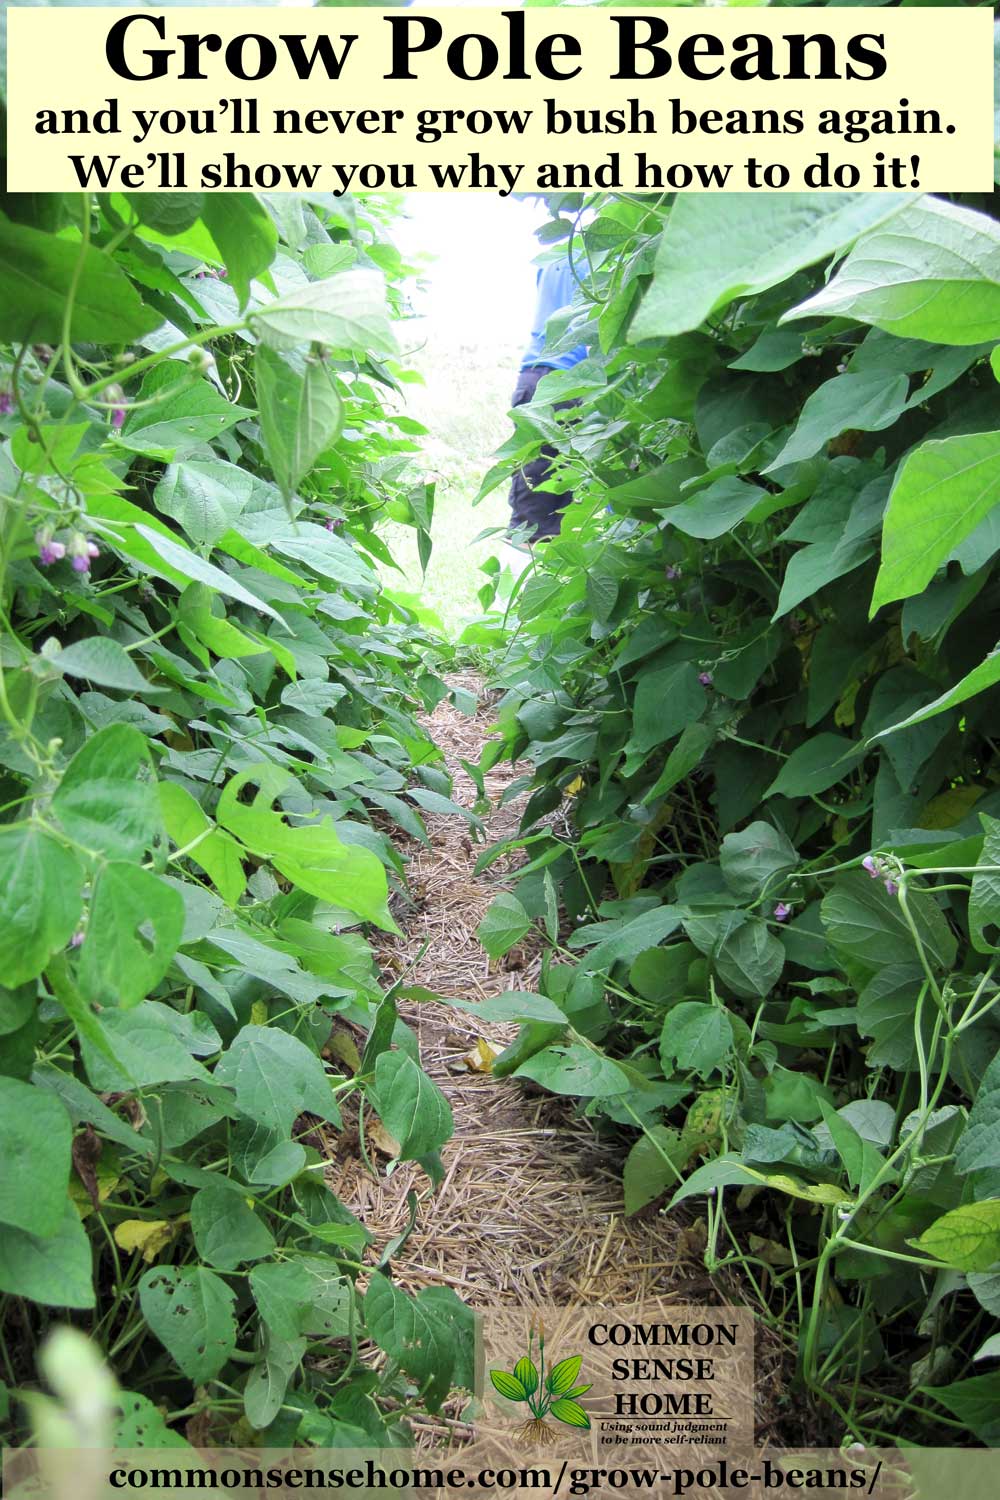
[0,389,13,416]
[862,855,878,878]
[35,529,66,567]
[70,930,85,949]
[884,879,899,897]
[69,533,98,574]
[773,902,791,922]
[71,555,90,573]
[665,565,681,581]
[698,672,713,688]
[111,406,126,431]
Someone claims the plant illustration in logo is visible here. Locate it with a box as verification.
[489,1320,592,1443]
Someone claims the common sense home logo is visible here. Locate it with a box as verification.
[489,1320,591,1444]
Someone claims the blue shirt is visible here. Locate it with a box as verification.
[521,262,588,371]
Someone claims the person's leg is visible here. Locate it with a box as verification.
[507,366,573,544]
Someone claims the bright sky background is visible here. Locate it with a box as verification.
[394,194,546,344]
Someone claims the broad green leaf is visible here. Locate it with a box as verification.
[244,1334,306,1430]
[0,217,161,344]
[490,1369,528,1402]
[476,892,532,959]
[550,1396,591,1430]
[213,1024,341,1137]
[250,269,396,354]
[629,194,911,341]
[872,432,1000,613]
[660,1002,733,1077]
[669,1153,852,1209]
[631,663,705,753]
[78,1003,211,1092]
[78,863,185,1009]
[53,724,160,863]
[870,649,1000,738]
[955,1051,1000,1174]
[921,1373,1000,1445]
[139,1265,237,1383]
[715,919,785,999]
[363,1273,455,1413]
[547,1355,583,1395]
[201,194,278,309]
[720,821,798,901]
[0,1201,95,1310]
[116,381,251,459]
[765,735,862,798]
[658,476,764,540]
[623,1126,684,1215]
[784,198,1000,345]
[190,1185,276,1272]
[514,1044,632,1097]
[154,460,253,548]
[132,523,282,622]
[216,764,396,931]
[159,782,246,908]
[51,638,149,694]
[765,371,909,473]
[256,346,344,503]
[0,823,83,985]
[969,815,1000,954]
[513,1356,539,1395]
[822,871,956,971]
[371,1051,453,1160]
[916,1200,1000,1272]
[0,1076,71,1237]
[442,990,566,1026]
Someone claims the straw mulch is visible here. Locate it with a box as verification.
[328,673,787,1441]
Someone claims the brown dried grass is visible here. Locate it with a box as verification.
[328,673,788,1441]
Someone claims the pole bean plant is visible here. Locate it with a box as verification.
[0,181,478,1446]
[471,179,1000,1446]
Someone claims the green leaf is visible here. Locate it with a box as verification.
[916,1201,1000,1272]
[715,918,785,999]
[513,1044,632,1098]
[116,381,251,460]
[78,1002,211,1092]
[490,1369,528,1402]
[629,195,910,342]
[244,1334,306,1431]
[364,1273,456,1413]
[256,346,344,504]
[476,892,532,959]
[51,638,149,694]
[441,990,566,1026]
[720,821,798,902]
[547,1355,583,1395]
[53,724,160,863]
[632,663,706,754]
[955,1051,1000,1175]
[154,461,253,549]
[201,194,278,310]
[513,1356,539,1396]
[159,782,246,908]
[658,476,765,540]
[0,1077,71,1237]
[969,815,1000,954]
[78,863,185,1009]
[765,371,909,473]
[213,1024,341,1137]
[873,431,1000,614]
[250,269,396,354]
[869,649,1000,738]
[0,1201,94,1310]
[139,1265,237,1384]
[765,735,862,798]
[371,1051,453,1160]
[660,1002,733,1077]
[550,1396,591,1430]
[132,524,282,623]
[822,872,956,972]
[190,1184,276,1272]
[216,764,396,931]
[623,1127,683,1215]
[0,217,161,344]
[0,823,83,985]
[921,1373,1000,1445]
[784,198,1000,345]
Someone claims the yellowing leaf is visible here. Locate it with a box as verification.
[565,776,584,796]
[114,1219,179,1262]
[463,1038,501,1074]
